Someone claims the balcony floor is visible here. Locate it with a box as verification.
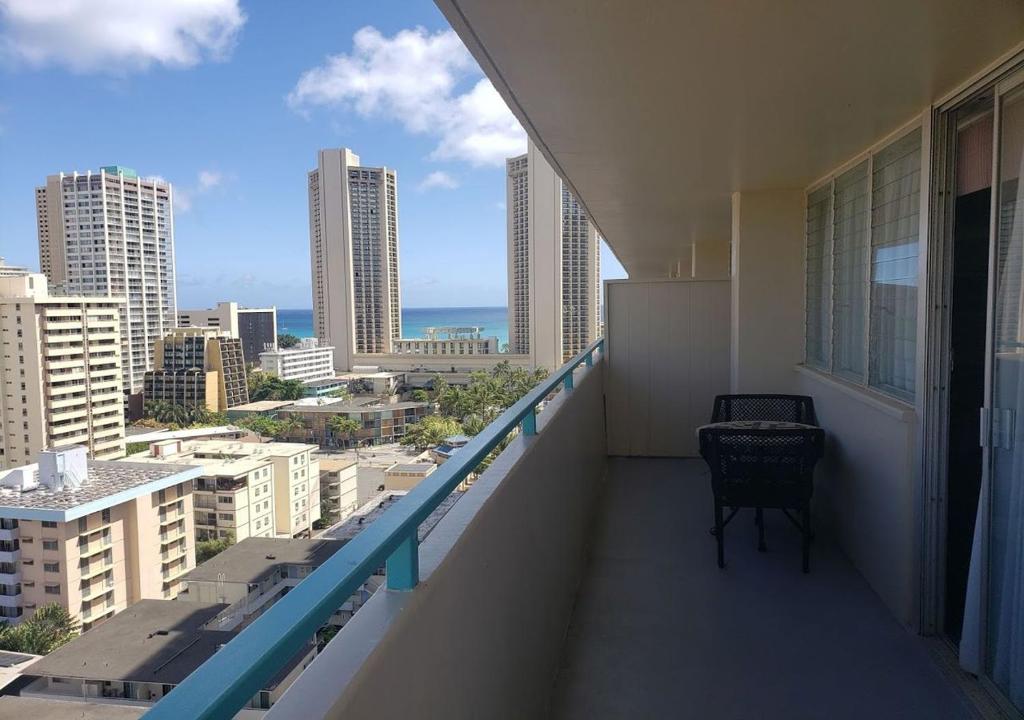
[550,458,974,720]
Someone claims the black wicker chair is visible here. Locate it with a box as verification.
[711,394,818,426]
[699,395,824,573]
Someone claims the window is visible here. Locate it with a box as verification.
[41,520,57,529]
[78,517,88,533]
[102,509,111,523]
[218,496,233,505]
[804,127,922,402]
[43,562,59,573]
[42,539,58,551]
[44,584,60,595]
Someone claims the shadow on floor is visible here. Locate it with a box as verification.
[549,457,974,720]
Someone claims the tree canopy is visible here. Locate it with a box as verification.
[432,361,548,426]
[401,415,463,449]
[277,333,301,349]
[236,414,307,441]
[141,401,228,430]
[327,415,362,447]
[0,603,78,655]
[248,373,306,401]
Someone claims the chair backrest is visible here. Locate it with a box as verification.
[711,394,818,425]
[699,427,825,500]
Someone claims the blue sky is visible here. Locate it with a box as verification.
[0,0,625,309]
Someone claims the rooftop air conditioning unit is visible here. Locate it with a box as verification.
[39,446,88,491]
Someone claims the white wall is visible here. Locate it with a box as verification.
[605,279,730,456]
[795,369,919,627]
[268,359,607,720]
[730,190,806,393]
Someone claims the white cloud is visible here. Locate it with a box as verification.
[0,0,246,73]
[288,26,525,167]
[417,170,458,192]
[198,169,223,190]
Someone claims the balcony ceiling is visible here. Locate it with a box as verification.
[438,0,1024,277]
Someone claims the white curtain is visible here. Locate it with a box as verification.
[961,90,1024,711]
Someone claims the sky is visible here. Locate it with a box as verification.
[0,0,626,310]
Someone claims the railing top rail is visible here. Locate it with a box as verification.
[143,338,603,719]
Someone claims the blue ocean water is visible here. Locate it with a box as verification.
[277,307,509,347]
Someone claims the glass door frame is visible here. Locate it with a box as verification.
[922,54,1024,720]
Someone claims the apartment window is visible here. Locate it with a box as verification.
[42,539,58,551]
[804,127,922,402]
[78,517,88,533]
[41,520,57,529]
[218,496,233,505]
[102,509,111,523]
[43,562,59,573]
[44,584,60,595]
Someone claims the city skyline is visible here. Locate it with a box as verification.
[0,2,626,310]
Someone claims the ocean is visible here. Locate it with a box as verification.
[277,307,510,347]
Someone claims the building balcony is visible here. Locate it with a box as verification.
[0,549,20,564]
[0,592,23,608]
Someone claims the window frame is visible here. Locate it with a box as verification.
[803,119,924,404]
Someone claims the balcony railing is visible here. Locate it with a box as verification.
[143,338,603,719]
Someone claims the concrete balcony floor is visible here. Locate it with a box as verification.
[550,458,974,720]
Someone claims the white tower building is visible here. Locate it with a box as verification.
[308,148,400,371]
[506,140,600,369]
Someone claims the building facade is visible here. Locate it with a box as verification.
[259,337,336,384]
[144,327,249,412]
[35,167,177,405]
[177,301,278,365]
[392,336,500,356]
[0,447,200,630]
[277,400,431,448]
[308,148,401,371]
[130,439,320,540]
[0,262,125,469]
[506,141,601,368]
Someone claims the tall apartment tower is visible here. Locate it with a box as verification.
[308,148,400,371]
[35,166,177,409]
[0,260,125,470]
[143,327,249,412]
[506,140,601,369]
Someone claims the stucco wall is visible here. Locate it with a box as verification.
[268,359,607,720]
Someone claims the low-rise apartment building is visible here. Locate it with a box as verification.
[278,399,431,448]
[129,439,320,539]
[143,327,249,413]
[260,337,335,384]
[0,446,200,630]
[383,462,436,492]
[0,261,125,469]
[177,301,278,366]
[392,336,500,355]
[317,457,359,525]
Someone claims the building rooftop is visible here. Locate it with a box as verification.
[0,461,201,521]
[386,463,436,475]
[0,696,145,720]
[304,378,349,389]
[321,489,463,544]
[129,439,317,472]
[28,600,233,686]
[317,457,359,472]
[226,400,293,413]
[123,425,250,443]
[182,537,345,585]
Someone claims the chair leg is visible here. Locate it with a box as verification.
[756,507,766,552]
[714,501,725,569]
[801,504,811,574]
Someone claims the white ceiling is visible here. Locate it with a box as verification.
[438,0,1024,277]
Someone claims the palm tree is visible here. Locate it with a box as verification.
[327,416,361,448]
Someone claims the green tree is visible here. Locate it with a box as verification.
[236,415,284,438]
[401,415,463,449]
[0,603,78,655]
[196,534,234,563]
[327,415,361,448]
[461,413,487,436]
[124,441,149,456]
[277,333,301,349]
[410,389,430,403]
[249,376,306,401]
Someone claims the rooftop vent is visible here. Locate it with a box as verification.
[39,446,88,491]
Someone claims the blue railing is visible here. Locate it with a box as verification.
[143,338,604,719]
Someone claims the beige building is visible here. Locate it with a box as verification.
[144,327,249,412]
[383,462,436,492]
[309,148,401,371]
[0,261,124,470]
[317,457,359,525]
[36,167,177,407]
[392,328,500,356]
[130,439,320,539]
[507,140,601,368]
[0,446,200,631]
[177,301,278,365]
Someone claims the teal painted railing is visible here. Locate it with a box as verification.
[143,338,604,719]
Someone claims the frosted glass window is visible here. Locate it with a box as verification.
[805,186,832,369]
[869,129,921,400]
[831,161,871,381]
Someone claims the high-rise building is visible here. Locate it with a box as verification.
[0,446,200,629]
[177,301,278,365]
[0,261,125,469]
[308,148,400,371]
[143,327,248,413]
[506,140,600,368]
[35,166,177,408]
